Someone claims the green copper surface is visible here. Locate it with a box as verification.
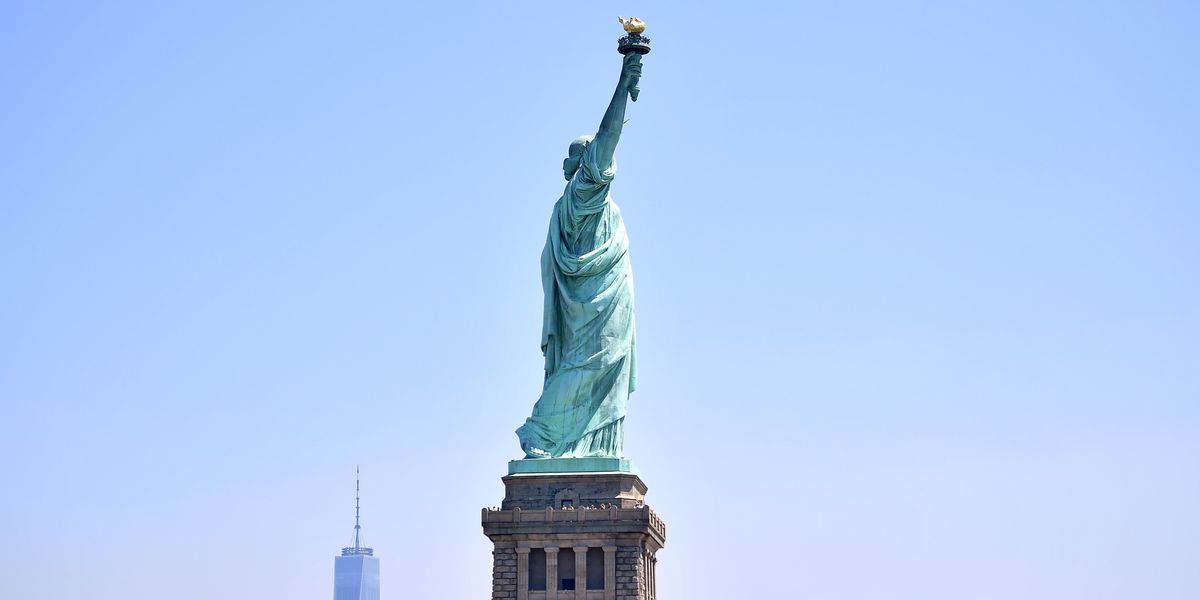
[508,457,639,476]
[516,53,645,460]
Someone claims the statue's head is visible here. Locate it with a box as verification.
[563,135,594,181]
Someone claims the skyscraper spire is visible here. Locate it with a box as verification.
[354,466,361,550]
[341,466,373,556]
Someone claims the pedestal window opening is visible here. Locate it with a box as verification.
[558,548,576,591]
[528,548,546,591]
[585,547,604,590]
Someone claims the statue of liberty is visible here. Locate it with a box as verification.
[516,50,645,459]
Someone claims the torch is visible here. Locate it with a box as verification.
[617,17,651,102]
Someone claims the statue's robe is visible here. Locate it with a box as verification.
[516,142,636,458]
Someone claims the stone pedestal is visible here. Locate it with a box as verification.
[482,467,666,600]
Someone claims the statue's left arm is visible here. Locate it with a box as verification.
[592,53,643,172]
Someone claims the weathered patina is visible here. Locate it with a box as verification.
[516,42,647,460]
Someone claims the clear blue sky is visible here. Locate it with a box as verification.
[2,1,1197,598]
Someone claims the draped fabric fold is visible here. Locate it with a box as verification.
[516,143,637,458]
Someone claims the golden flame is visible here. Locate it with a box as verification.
[618,16,646,35]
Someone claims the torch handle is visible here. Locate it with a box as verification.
[617,30,648,102]
[625,53,643,102]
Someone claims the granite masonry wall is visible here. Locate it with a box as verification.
[492,548,518,600]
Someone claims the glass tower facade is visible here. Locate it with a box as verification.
[334,553,380,600]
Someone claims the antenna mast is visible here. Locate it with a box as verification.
[341,466,374,556]
[354,466,362,550]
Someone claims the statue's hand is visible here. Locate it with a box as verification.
[619,53,643,90]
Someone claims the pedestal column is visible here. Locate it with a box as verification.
[545,547,559,596]
[516,548,530,600]
[650,555,657,600]
[574,546,588,599]
[603,546,617,600]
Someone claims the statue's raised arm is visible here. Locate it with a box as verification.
[592,53,643,172]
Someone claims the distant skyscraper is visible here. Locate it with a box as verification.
[334,467,379,600]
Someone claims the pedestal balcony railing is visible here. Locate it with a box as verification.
[482,505,667,541]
